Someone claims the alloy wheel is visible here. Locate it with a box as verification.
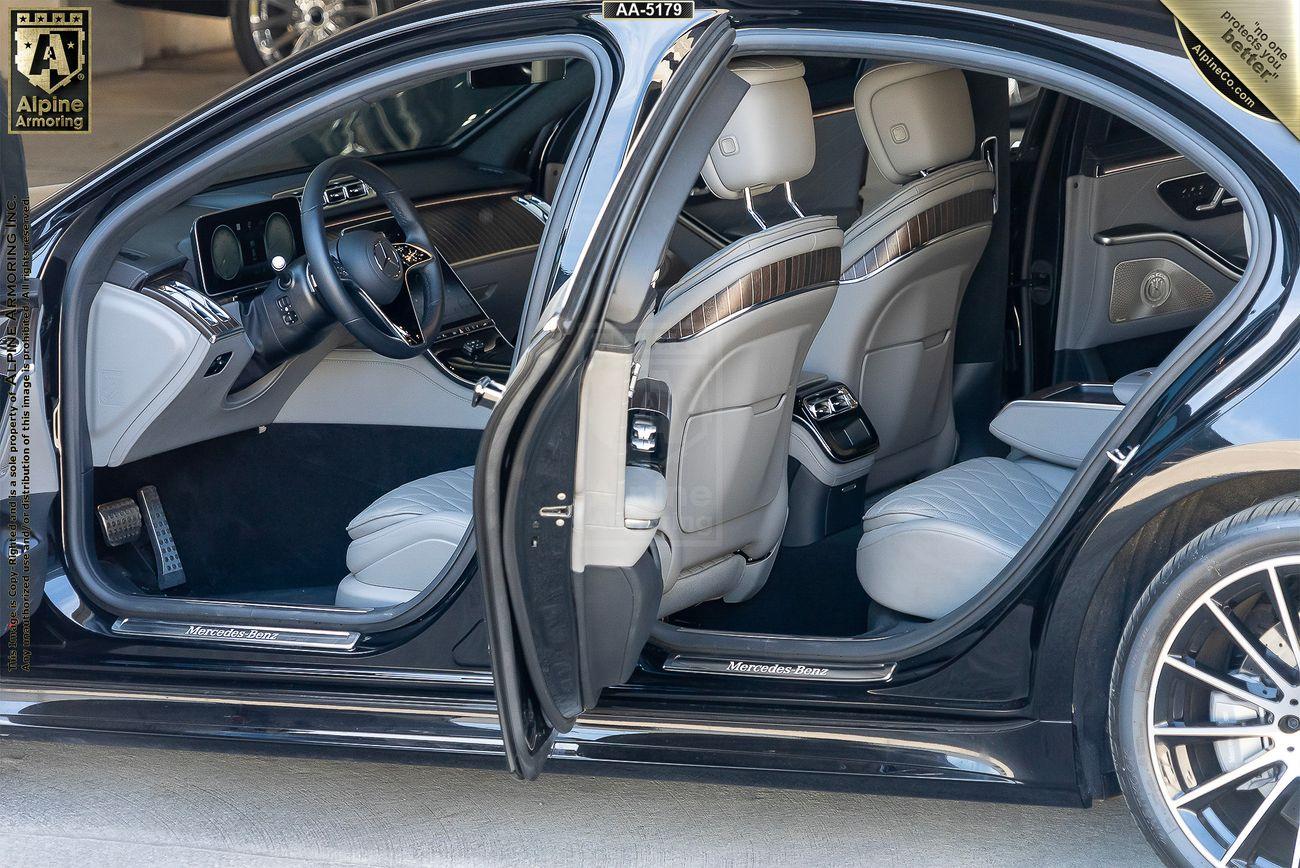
[1149,555,1300,867]
[246,0,380,67]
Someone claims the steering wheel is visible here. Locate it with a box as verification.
[301,156,443,359]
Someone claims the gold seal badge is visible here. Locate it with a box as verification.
[1163,1,1294,135]
[7,7,91,134]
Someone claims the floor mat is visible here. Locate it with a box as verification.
[94,424,481,600]
[667,527,870,637]
[220,585,339,607]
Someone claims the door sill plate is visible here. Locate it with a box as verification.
[663,654,896,682]
[112,617,360,650]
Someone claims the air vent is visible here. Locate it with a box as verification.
[275,176,375,208]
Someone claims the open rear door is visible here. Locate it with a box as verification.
[0,81,56,654]
[475,15,744,779]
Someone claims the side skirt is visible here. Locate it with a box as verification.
[0,678,1083,805]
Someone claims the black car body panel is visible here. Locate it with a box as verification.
[4,0,1299,808]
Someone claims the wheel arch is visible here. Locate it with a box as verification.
[1041,441,1300,800]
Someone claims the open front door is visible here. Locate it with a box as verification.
[475,15,742,779]
[0,82,56,656]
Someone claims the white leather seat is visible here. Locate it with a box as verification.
[805,63,995,494]
[336,466,474,609]
[646,57,843,616]
[856,379,1139,619]
[856,456,1067,619]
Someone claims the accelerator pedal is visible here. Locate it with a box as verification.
[136,485,187,590]
[96,497,143,547]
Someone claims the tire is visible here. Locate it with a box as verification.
[228,0,390,75]
[1111,495,1300,867]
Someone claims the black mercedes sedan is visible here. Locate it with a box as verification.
[3,2,1299,865]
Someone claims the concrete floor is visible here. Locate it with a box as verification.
[10,48,1161,868]
[1,738,1158,867]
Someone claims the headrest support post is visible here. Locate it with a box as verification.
[744,187,768,230]
[783,182,805,219]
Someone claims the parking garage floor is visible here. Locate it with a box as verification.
[1,737,1158,867]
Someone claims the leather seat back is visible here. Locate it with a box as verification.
[806,63,994,493]
[646,57,843,616]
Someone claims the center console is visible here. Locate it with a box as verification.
[785,377,880,547]
[385,251,511,385]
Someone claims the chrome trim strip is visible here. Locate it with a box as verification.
[112,617,361,650]
[1000,397,1124,412]
[664,654,897,683]
[1093,228,1243,280]
[511,193,552,223]
[1094,152,1183,177]
[812,103,854,118]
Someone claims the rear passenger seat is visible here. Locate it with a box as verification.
[854,369,1151,619]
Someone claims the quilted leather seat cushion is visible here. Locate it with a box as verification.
[337,466,475,609]
[856,457,1065,619]
[347,466,475,537]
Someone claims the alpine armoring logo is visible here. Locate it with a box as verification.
[8,7,91,134]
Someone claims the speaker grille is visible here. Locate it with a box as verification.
[1109,257,1214,324]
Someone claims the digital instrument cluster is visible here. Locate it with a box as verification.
[191,198,303,298]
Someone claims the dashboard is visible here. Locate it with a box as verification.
[181,192,518,386]
[88,160,546,467]
[192,198,303,299]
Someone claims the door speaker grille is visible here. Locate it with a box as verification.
[1109,257,1213,324]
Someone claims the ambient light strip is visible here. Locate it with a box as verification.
[659,246,840,341]
[841,189,994,282]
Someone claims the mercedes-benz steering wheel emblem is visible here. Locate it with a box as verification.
[373,238,402,278]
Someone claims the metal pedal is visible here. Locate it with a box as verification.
[96,497,142,547]
[136,485,186,590]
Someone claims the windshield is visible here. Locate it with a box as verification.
[266,72,528,171]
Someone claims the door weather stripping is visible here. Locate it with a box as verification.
[664,654,897,683]
[113,617,361,650]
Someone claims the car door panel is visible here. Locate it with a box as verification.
[478,14,740,779]
[1056,155,1247,378]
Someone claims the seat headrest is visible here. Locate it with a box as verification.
[700,57,815,201]
[853,63,976,184]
